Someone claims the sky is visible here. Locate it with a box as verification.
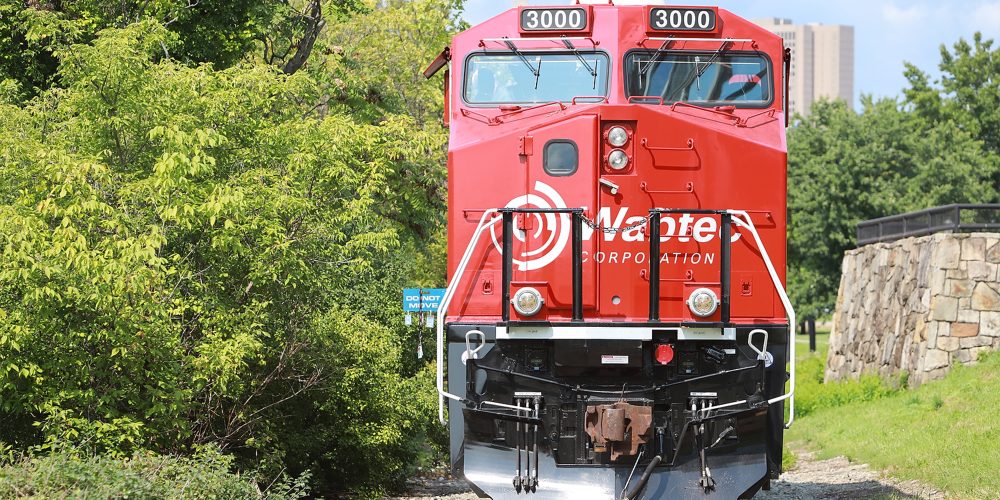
[462,0,1000,106]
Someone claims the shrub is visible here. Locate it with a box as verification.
[0,446,309,499]
[793,354,902,418]
[0,18,445,495]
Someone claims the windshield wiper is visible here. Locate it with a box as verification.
[561,36,598,89]
[696,40,732,78]
[695,55,703,90]
[638,36,676,81]
[673,40,734,99]
[502,38,542,89]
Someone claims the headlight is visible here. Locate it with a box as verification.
[512,287,544,316]
[607,126,629,147]
[687,288,719,318]
[607,149,629,170]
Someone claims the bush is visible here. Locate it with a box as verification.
[255,309,439,495]
[0,17,447,495]
[0,446,309,499]
[793,354,902,418]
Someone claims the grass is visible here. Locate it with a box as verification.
[791,330,904,419]
[785,346,1000,498]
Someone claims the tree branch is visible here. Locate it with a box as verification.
[282,0,325,75]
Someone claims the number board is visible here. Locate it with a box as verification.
[648,7,718,32]
[519,7,589,33]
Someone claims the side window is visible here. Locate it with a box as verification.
[543,140,578,176]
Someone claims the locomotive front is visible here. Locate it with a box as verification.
[426,4,795,499]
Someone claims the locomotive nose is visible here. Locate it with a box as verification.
[442,4,791,498]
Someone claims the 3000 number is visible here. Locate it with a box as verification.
[649,8,716,31]
[521,8,587,31]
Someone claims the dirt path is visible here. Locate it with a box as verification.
[389,451,946,499]
[759,450,945,500]
[387,471,477,500]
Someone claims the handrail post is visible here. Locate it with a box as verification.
[502,211,513,323]
[720,211,731,325]
[649,211,661,321]
[572,211,583,321]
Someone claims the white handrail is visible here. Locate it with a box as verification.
[643,37,754,43]
[436,210,502,424]
[480,37,597,46]
[692,211,796,428]
[729,210,795,428]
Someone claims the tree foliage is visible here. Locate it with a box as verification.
[0,0,458,494]
[904,32,1000,187]
[0,0,378,100]
[788,34,1000,318]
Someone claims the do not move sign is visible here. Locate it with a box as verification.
[403,288,446,312]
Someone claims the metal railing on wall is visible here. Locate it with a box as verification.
[856,204,1000,246]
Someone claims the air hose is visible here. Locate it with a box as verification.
[621,455,662,500]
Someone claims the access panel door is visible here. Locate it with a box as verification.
[512,114,599,317]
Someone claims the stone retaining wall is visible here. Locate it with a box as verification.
[826,232,1000,385]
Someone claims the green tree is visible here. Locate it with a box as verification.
[0,4,459,490]
[0,0,333,99]
[788,33,1000,318]
[904,32,1000,189]
[788,97,998,318]
[0,1,89,99]
[299,0,462,281]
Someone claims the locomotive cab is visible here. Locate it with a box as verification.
[427,4,795,499]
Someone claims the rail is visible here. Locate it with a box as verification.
[436,208,796,427]
[435,209,500,424]
[639,37,755,46]
[647,209,732,324]
[729,211,796,428]
[499,208,585,322]
[856,204,1000,246]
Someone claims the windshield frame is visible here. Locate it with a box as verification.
[622,49,775,109]
[462,49,612,107]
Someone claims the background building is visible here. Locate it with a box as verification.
[754,18,854,117]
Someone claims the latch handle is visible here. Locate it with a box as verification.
[599,178,620,195]
[748,328,773,367]
[463,329,486,365]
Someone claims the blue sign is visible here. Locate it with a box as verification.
[403,288,446,312]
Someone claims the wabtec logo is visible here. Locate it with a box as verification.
[491,181,740,271]
[580,206,742,244]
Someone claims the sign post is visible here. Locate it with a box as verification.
[403,288,446,359]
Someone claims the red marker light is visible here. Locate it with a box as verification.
[655,344,675,365]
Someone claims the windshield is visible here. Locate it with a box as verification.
[624,52,771,107]
[464,51,610,105]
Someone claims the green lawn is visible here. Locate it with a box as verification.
[785,339,1000,499]
[793,326,831,358]
[789,327,904,420]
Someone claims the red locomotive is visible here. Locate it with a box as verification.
[424,3,795,498]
